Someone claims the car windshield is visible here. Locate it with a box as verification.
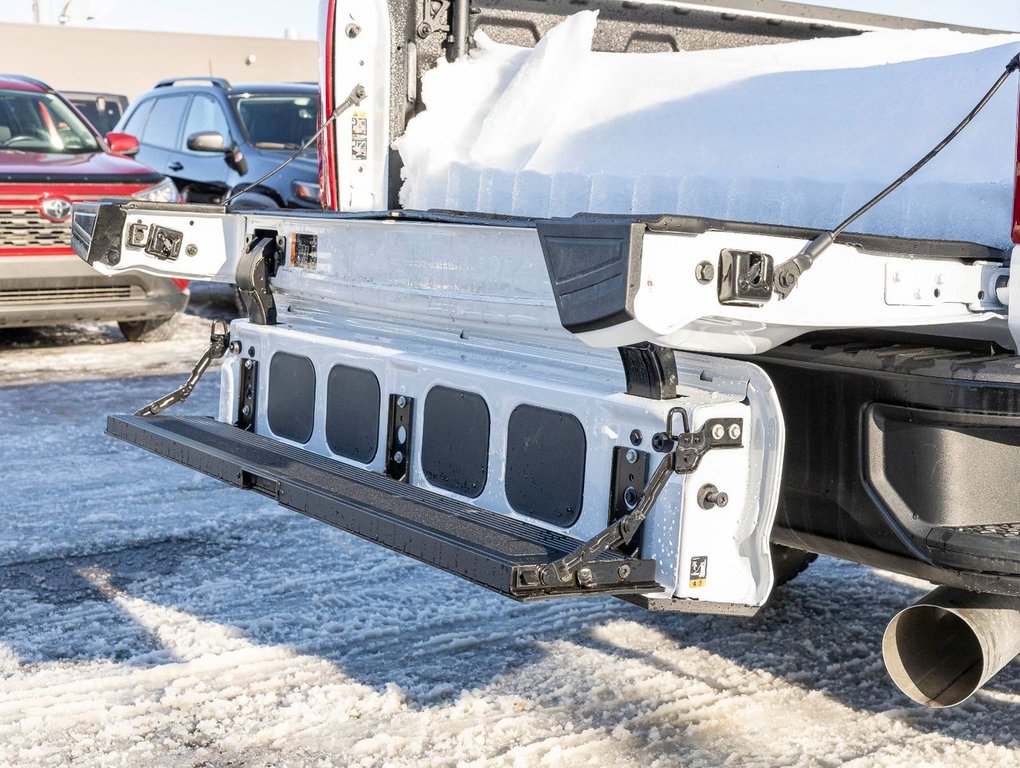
[0,88,101,154]
[231,94,319,151]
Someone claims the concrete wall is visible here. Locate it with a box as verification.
[0,23,318,100]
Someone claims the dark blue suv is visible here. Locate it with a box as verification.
[115,78,321,209]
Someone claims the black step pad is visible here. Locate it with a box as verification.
[107,415,660,601]
[927,523,1020,573]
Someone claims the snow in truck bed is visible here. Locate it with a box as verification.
[397,13,1020,249]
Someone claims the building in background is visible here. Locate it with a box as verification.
[0,23,316,100]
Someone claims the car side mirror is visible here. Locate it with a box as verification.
[186,131,228,153]
[106,132,139,156]
[228,144,249,176]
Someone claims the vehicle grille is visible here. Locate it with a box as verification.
[0,285,137,305]
[0,208,70,249]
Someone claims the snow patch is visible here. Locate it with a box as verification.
[397,15,1020,247]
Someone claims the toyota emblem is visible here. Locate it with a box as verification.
[41,197,73,222]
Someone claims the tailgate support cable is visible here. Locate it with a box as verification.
[529,408,744,589]
[221,83,366,207]
[135,320,231,417]
[774,51,1020,299]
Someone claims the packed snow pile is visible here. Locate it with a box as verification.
[397,13,1020,247]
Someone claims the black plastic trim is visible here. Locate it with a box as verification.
[618,343,680,399]
[756,337,1020,590]
[505,404,586,527]
[535,218,646,334]
[865,404,1020,529]
[325,365,380,463]
[421,386,490,499]
[0,172,164,184]
[267,352,315,444]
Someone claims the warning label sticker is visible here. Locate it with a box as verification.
[351,112,368,160]
[291,233,318,270]
[689,556,708,588]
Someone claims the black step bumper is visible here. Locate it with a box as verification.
[760,336,1020,597]
[108,415,661,601]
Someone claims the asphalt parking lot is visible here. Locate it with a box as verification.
[2,293,1020,767]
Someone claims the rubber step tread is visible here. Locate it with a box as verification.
[107,415,658,600]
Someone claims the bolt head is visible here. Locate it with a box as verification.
[711,423,725,440]
[625,448,638,464]
[185,243,198,257]
[618,564,631,580]
[695,261,715,284]
[623,486,640,511]
[728,423,741,441]
[716,492,729,507]
[396,395,407,408]
[577,567,594,586]
[393,451,404,465]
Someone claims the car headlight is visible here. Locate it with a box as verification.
[133,178,180,203]
[292,180,321,203]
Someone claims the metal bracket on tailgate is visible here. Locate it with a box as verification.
[513,409,743,596]
[236,235,283,325]
[417,0,470,61]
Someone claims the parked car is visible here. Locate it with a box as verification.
[116,78,321,209]
[0,74,187,341]
[63,91,129,136]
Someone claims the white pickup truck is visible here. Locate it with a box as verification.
[72,0,1020,708]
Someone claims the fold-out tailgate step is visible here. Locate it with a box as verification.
[108,415,660,601]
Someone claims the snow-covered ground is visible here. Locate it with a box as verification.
[3,310,1020,766]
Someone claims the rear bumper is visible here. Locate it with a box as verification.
[0,253,188,328]
[759,337,1020,596]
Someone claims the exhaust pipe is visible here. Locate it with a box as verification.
[883,586,1020,707]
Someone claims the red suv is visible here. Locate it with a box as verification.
[0,75,187,341]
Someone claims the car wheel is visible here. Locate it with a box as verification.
[117,314,179,342]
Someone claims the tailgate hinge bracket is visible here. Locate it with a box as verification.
[416,0,470,62]
[653,407,744,474]
[236,235,283,325]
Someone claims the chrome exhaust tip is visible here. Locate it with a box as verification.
[882,586,1020,708]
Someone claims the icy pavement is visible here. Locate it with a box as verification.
[2,323,1020,766]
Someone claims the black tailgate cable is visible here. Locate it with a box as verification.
[221,83,366,207]
[773,51,1020,299]
[135,320,231,416]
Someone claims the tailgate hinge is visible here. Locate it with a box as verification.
[236,235,284,325]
